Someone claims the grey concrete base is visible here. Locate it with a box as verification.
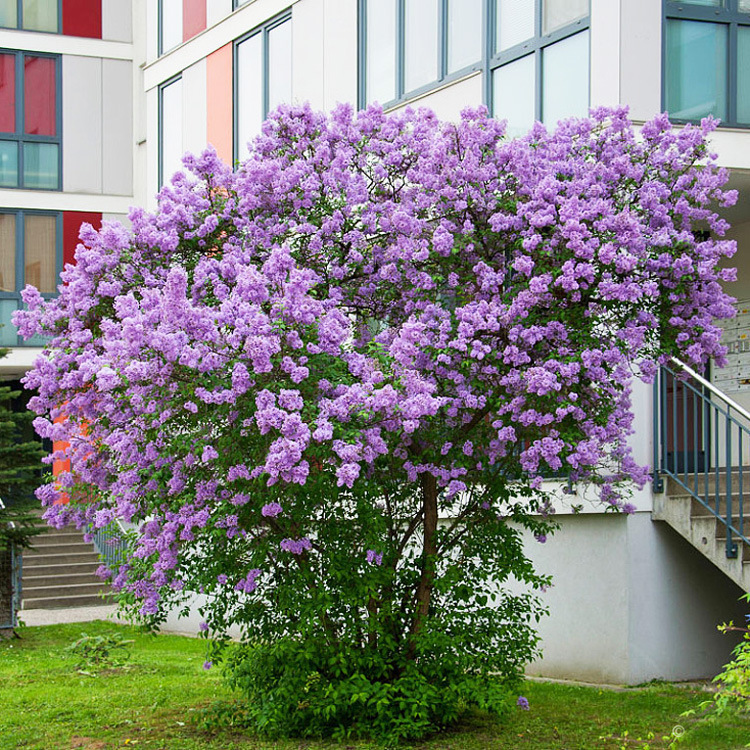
[17,604,124,626]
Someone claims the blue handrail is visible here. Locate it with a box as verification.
[653,359,750,558]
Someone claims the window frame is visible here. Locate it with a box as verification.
[0,49,62,191]
[357,0,485,108]
[158,73,183,188]
[158,0,182,56]
[0,0,61,34]
[232,9,292,165]
[486,0,590,125]
[663,0,750,128]
[0,208,62,347]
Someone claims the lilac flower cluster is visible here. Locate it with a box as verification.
[15,103,736,615]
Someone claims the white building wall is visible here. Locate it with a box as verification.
[103,59,135,196]
[182,59,208,157]
[103,0,134,43]
[63,56,104,194]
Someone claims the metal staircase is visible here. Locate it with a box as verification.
[652,358,750,592]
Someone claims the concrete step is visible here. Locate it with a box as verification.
[22,592,113,610]
[28,539,93,558]
[21,561,101,578]
[21,551,101,567]
[32,531,90,545]
[23,571,102,587]
[23,581,109,599]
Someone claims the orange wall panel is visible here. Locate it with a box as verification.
[207,43,233,166]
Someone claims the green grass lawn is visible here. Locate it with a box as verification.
[0,620,748,749]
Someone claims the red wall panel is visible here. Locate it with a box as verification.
[183,0,206,42]
[62,0,102,39]
[63,212,102,269]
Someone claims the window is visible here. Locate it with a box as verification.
[359,0,482,106]
[0,209,61,346]
[490,0,590,137]
[664,0,750,127]
[234,13,292,161]
[159,0,207,55]
[0,50,61,190]
[0,0,60,33]
[159,75,183,187]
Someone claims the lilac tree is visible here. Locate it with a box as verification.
[16,104,736,740]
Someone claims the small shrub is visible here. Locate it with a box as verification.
[65,631,134,672]
[219,637,513,745]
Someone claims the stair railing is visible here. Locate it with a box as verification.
[90,518,129,571]
[653,357,750,558]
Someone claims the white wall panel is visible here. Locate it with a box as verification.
[182,59,208,158]
[103,60,134,195]
[63,55,103,194]
[102,0,133,43]
[146,87,159,209]
[620,0,661,121]
[391,72,482,123]
[207,0,232,28]
[590,0,619,108]
[323,0,357,110]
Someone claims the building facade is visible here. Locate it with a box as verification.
[5,0,750,682]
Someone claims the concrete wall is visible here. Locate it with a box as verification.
[524,512,746,684]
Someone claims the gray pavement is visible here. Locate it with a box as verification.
[18,604,124,626]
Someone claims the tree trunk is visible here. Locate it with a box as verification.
[408,472,438,653]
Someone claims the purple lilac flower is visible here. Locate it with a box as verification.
[366,550,383,566]
[261,502,283,518]
[517,696,529,710]
[203,661,212,670]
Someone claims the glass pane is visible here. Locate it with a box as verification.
[0,0,18,28]
[161,0,183,52]
[0,299,18,347]
[0,214,15,292]
[0,54,15,133]
[0,140,17,187]
[160,78,183,184]
[542,30,589,125]
[24,56,56,136]
[366,0,396,103]
[23,142,58,189]
[24,214,56,293]
[236,33,263,158]
[448,0,481,73]
[405,0,439,92]
[741,0,750,13]
[493,54,536,137]
[666,19,727,121]
[683,0,722,5]
[22,0,58,32]
[738,26,750,123]
[542,0,588,35]
[268,19,292,114]
[497,0,535,53]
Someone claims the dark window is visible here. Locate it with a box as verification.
[0,0,60,33]
[665,1,750,127]
[0,50,61,191]
[0,209,62,347]
[234,12,292,162]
